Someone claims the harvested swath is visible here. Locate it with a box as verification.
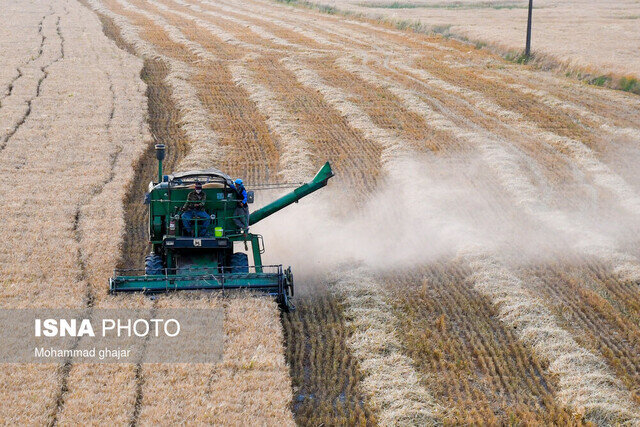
[247,56,384,198]
[332,269,440,424]
[282,295,376,425]
[234,0,633,194]
[229,62,315,182]
[307,59,455,155]
[282,57,406,160]
[142,0,383,191]
[518,262,640,407]
[400,60,640,218]
[389,265,578,425]
[464,252,640,424]
[283,46,640,420]
[338,55,640,281]
[117,56,189,269]
[486,74,640,141]
[8,0,640,424]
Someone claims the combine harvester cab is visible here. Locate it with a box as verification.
[110,144,334,311]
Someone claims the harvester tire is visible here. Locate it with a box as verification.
[145,254,164,275]
[230,253,249,273]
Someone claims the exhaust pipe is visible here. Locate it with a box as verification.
[155,144,165,182]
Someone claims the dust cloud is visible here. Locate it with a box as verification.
[250,149,640,293]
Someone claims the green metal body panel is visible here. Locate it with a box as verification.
[110,160,333,311]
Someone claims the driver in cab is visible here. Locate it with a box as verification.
[181,182,210,237]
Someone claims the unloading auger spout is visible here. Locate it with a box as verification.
[249,162,334,225]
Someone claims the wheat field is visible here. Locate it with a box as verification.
[2,0,640,424]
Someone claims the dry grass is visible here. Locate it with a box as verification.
[130,295,294,425]
[390,264,580,424]
[282,294,376,425]
[298,0,640,88]
[332,269,441,424]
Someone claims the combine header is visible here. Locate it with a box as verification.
[110,144,334,310]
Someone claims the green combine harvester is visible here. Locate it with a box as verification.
[109,144,334,311]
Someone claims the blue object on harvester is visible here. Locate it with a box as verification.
[109,144,334,311]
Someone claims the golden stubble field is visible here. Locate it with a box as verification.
[313,0,640,81]
[2,0,640,424]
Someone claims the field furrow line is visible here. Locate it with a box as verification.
[42,0,152,422]
[462,252,640,424]
[229,63,315,182]
[90,0,225,171]
[283,58,441,423]
[166,0,306,52]
[0,14,64,151]
[190,0,340,49]
[395,61,640,219]
[0,11,51,109]
[52,1,155,420]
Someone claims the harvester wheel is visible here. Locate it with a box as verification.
[230,253,249,273]
[145,254,164,275]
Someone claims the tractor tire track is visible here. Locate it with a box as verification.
[0,14,64,152]
[0,11,51,108]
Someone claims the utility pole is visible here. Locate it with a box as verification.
[525,0,533,59]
